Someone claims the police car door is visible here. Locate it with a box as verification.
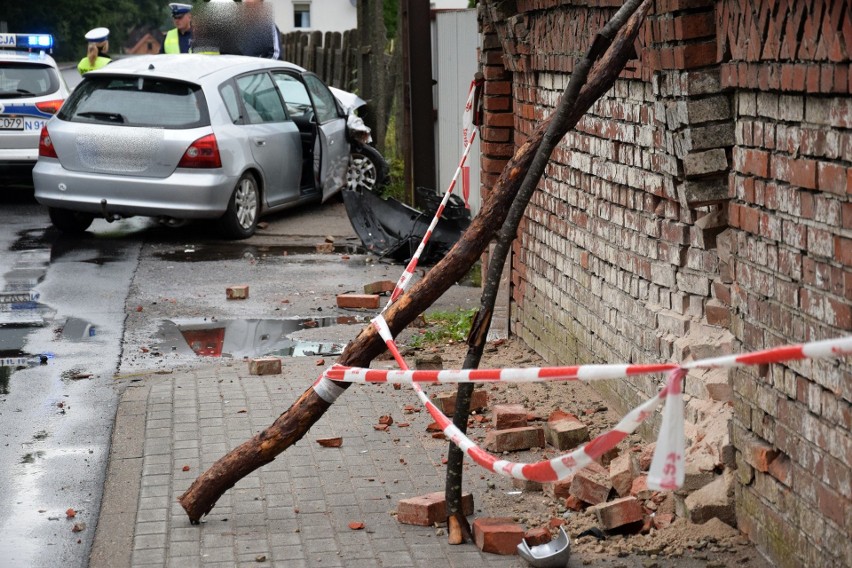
[234,72,301,206]
[301,73,349,202]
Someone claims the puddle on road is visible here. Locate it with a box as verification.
[155,316,367,360]
[154,242,365,263]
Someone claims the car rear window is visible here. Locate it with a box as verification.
[58,76,209,128]
[0,63,59,97]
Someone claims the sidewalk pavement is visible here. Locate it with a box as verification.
[90,335,526,568]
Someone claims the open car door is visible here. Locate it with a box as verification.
[302,73,349,202]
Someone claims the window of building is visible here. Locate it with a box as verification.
[294,3,311,28]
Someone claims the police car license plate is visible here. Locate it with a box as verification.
[0,116,24,130]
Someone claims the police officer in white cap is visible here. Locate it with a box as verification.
[160,3,193,53]
[77,27,111,75]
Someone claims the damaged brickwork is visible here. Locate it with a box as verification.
[476,1,850,566]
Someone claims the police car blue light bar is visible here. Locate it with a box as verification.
[0,33,55,51]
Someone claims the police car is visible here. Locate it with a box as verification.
[0,33,70,183]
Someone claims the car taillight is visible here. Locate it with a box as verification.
[35,99,64,114]
[38,125,57,158]
[178,134,222,168]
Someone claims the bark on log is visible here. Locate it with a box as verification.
[180,0,651,523]
[444,0,651,540]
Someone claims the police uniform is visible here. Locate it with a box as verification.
[77,28,111,75]
[161,3,193,54]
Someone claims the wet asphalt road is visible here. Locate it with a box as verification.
[0,193,143,567]
[0,184,476,567]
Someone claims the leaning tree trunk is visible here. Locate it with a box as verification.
[444,0,653,544]
[179,0,651,524]
[180,89,547,525]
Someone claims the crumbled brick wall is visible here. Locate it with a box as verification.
[477,1,851,566]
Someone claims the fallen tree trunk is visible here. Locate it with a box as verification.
[444,0,652,543]
[179,0,651,523]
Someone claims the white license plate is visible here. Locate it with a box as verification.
[0,116,24,130]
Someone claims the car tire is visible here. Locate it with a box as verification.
[219,172,259,239]
[48,208,94,234]
[347,143,389,193]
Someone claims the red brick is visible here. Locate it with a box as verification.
[248,357,281,375]
[610,453,639,497]
[590,496,644,530]
[484,426,545,452]
[673,11,715,40]
[788,157,819,189]
[653,512,675,529]
[817,162,848,195]
[472,517,525,555]
[705,299,731,327]
[493,404,528,430]
[565,494,585,511]
[630,475,652,500]
[226,285,249,299]
[745,437,779,472]
[544,418,589,450]
[570,462,613,505]
[768,454,792,487]
[336,294,380,309]
[396,491,473,526]
[543,477,574,499]
[522,527,551,547]
[431,389,488,416]
[362,280,395,295]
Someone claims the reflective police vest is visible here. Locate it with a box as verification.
[77,55,111,75]
[163,29,180,54]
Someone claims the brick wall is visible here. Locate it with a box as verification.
[477,1,851,566]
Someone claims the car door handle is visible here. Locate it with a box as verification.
[253,138,266,146]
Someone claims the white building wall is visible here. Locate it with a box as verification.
[268,0,358,34]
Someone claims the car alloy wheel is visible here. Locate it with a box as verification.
[347,143,388,193]
[220,172,259,239]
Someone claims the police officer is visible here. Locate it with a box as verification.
[160,3,193,54]
[77,28,111,75]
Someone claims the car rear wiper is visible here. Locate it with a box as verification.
[77,111,126,123]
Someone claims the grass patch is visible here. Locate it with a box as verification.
[409,308,476,348]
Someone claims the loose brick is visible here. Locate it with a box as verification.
[630,475,652,500]
[522,527,551,547]
[336,294,380,309]
[570,462,612,505]
[590,496,644,530]
[362,280,395,295]
[472,517,525,555]
[493,404,528,430]
[484,426,545,452]
[248,357,281,375]
[226,285,249,299]
[396,491,473,526]
[431,389,488,415]
[542,477,574,499]
[610,453,639,497]
[544,418,589,450]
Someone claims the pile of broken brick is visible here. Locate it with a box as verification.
[393,381,737,558]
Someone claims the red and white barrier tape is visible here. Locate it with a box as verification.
[384,79,481,307]
[317,333,851,489]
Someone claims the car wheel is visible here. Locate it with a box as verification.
[219,172,259,239]
[48,208,94,234]
[347,143,389,193]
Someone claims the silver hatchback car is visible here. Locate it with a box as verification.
[34,54,351,239]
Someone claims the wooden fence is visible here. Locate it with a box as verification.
[279,30,358,92]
